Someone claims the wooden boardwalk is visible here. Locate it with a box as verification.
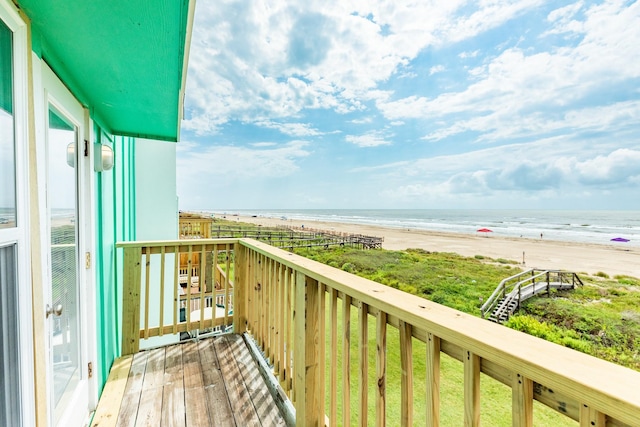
[91,334,287,427]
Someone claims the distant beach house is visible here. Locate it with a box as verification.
[0,1,194,425]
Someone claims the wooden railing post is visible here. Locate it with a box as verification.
[464,350,480,427]
[426,333,440,427]
[293,271,323,426]
[376,311,387,427]
[233,242,248,333]
[121,246,142,355]
[512,373,533,427]
[580,404,605,427]
[400,320,413,427]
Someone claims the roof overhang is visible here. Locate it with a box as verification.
[16,0,195,141]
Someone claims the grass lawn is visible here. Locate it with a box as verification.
[323,298,576,426]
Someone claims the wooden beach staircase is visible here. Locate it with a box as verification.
[481,269,584,323]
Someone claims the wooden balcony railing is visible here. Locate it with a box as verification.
[118,238,640,426]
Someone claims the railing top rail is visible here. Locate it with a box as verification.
[236,238,640,425]
[116,238,240,249]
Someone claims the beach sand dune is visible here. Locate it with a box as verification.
[233,215,639,279]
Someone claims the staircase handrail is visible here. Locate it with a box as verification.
[508,270,552,298]
[483,269,584,320]
[481,268,536,318]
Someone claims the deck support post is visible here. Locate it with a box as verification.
[122,246,142,355]
[293,271,323,426]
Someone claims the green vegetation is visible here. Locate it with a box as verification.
[295,246,640,371]
[324,304,574,426]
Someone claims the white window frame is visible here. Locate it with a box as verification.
[0,1,36,426]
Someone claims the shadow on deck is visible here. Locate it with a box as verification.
[90,334,287,426]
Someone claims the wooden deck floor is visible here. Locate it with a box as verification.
[90,334,287,427]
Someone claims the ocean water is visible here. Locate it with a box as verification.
[206,209,640,248]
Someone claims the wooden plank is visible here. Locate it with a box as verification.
[198,246,207,326]
[249,250,257,335]
[186,245,193,325]
[400,321,413,427]
[293,272,323,425]
[342,294,352,426]
[173,246,179,334]
[116,351,148,427]
[319,282,326,423]
[276,262,284,380]
[266,257,273,362]
[259,254,265,349]
[224,243,231,329]
[183,341,212,426]
[90,355,133,427]
[426,333,440,427]
[580,405,606,427]
[162,344,185,427]
[512,373,533,427]
[464,351,480,427]
[143,251,151,339]
[285,267,293,395]
[376,311,387,427]
[229,334,286,425]
[233,243,248,333]
[122,246,142,355]
[135,348,165,426]
[359,302,369,427]
[330,288,339,427]
[159,246,166,333]
[214,335,262,426]
[198,339,235,426]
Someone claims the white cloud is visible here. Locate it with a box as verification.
[183,0,549,135]
[429,65,445,75]
[177,140,311,181]
[378,1,640,144]
[345,131,392,147]
[254,120,322,137]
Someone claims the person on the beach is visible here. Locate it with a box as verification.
[540,233,543,239]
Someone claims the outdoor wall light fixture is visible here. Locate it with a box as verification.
[66,142,75,168]
[94,143,114,172]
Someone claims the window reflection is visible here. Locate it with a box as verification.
[0,20,16,229]
[47,106,81,418]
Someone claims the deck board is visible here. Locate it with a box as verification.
[197,340,235,426]
[91,334,287,427]
[162,345,185,427]
[214,335,262,426]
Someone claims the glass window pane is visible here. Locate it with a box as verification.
[0,244,21,426]
[48,106,80,418]
[0,19,16,229]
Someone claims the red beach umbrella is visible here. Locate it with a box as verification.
[477,228,493,233]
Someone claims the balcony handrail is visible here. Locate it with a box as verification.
[118,238,640,426]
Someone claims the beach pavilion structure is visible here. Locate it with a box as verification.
[2,1,640,426]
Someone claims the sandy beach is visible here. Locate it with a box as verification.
[231,215,640,279]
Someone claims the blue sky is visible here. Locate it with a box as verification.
[177,0,640,210]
